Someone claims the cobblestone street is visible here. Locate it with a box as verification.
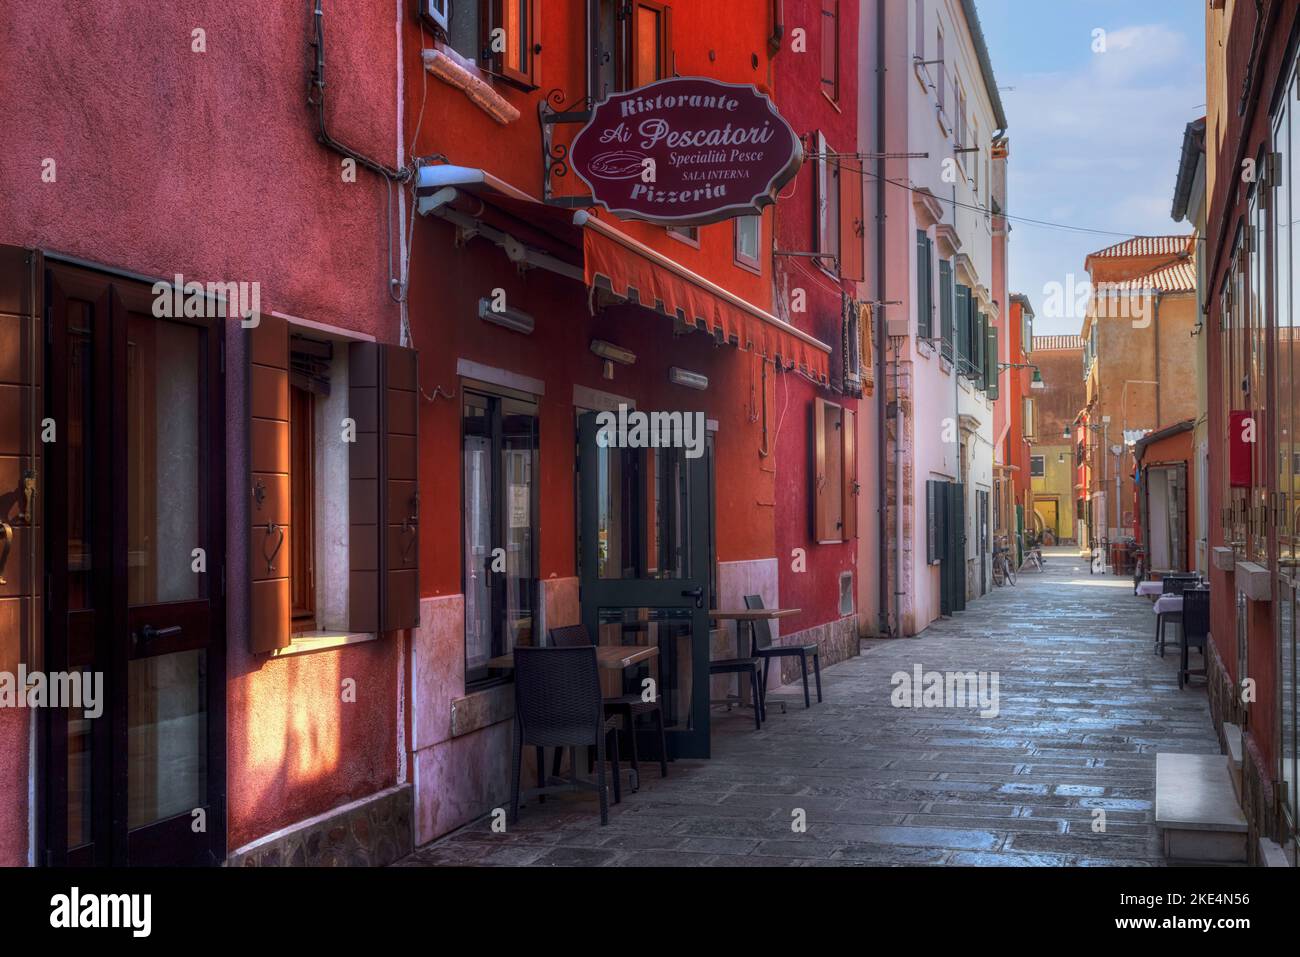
[400,549,1221,867]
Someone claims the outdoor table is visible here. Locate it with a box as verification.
[708,607,800,709]
[1136,580,1163,598]
[487,644,659,672]
[1153,594,1183,616]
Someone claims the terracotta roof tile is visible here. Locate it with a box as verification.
[1032,335,1084,351]
[1087,235,1194,259]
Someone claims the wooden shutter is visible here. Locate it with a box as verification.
[985,325,999,399]
[915,231,929,338]
[838,156,865,281]
[820,0,839,101]
[955,284,970,367]
[349,341,420,634]
[842,407,857,539]
[939,260,953,357]
[926,480,940,565]
[0,246,41,674]
[974,311,986,389]
[248,313,292,653]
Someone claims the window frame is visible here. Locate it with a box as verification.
[814,131,841,276]
[1030,455,1045,478]
[820,0,840,104]
[289,382,317,630]
[813,397,856,543]
[734,215,761,273]
[629,0,673,89]
[493,0,540,89]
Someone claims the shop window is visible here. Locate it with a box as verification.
[463,386,539,689]
[813,398,856,542]
[735,215,761,271]
[820,0,840,103]
[1030,455,1045,478]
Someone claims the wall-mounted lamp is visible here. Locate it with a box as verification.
[998,362,1045,390]
[478,298,534,334]
[669,367,709,391]
[591,339,636,380]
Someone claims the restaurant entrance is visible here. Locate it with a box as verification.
[576,412,713,758]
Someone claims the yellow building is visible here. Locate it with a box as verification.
[1030,443,1075,543]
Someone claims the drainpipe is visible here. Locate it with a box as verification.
[874,0,891,637]
[768,0,785,54]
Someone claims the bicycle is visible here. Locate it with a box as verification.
[1020,535,1044,573]
[992,537,1017,586]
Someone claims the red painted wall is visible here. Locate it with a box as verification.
[402,0,789,598]
[0,0,405,856]
[770,0,861,635]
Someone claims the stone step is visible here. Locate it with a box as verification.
[1156,753,1248,864]
[1259,837,1293,867]
[1223,722,1243,801]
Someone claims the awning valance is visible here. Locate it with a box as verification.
[576,213,831,384]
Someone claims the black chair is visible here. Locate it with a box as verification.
[744,594,822,709]
[708,632,766,731]
[1155,574,1198,657]
[549,624,669,788]
[1178,586,1210,689]
[510,646,622,826]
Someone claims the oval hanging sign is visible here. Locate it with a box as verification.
[570,77,803,227]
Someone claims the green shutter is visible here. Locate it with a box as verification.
[939,260,953,359]
[955,284,970,366]
[975,311,986,389]
[916,231,931,338]
[986,325,999,399]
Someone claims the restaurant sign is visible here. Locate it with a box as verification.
[570,77,802,227]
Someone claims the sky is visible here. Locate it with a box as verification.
[975,0,1207,336]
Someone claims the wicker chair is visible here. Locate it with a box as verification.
[744,594,822,709]
[549,624,669,788]
[1178,586,1210,689]
[510,646,622,826]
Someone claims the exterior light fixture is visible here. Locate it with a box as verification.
[669,367,709,391]
[477,298,534,334]
[1030,368,1045,390]
[591,339,636,380]
[997,361,1045,389]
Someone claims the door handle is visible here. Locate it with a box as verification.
[139,624,182,642]
[681,587,704,609]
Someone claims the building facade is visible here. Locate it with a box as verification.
[877,0,1008,635]
[1201,0,1300,865]
[1028,335,1085,544]
[1076,235,1198,550]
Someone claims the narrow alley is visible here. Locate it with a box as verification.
[401,549,1219,867]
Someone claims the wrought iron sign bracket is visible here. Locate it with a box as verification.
[540,88,596,209]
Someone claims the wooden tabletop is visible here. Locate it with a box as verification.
[486,644,659,671]
[709,608,801,621]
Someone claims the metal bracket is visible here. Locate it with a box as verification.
[539,88,596,209]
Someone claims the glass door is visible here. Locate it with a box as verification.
[577,412,712,758]
[45,266,225,866]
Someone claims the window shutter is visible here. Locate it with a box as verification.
[939,260,953,358]
[349,341,420,634]
[842,407,857,538]
[0,246,41,674]
[985,325,999,399]
[382,345,420,631]
[926,479,940,564]
[955,284,970,366]
[838,156,865,281]
[915,231,930,338]
[248,313,292,654]
[813,398,829,541]
[974,311,986,389]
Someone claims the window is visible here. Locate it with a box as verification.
[463,387,539,689]
[734,215,761,271]
[668,224,699,246]
[1030,455,1045,478]
[815,131,840,274]
[957,80,968,164]
[1023,396,1035,439]
[937,25,946,112]
[813,398,857,542]
[916,230,933,338]
[820,0,840,103]
[437,1,538,86]
[289,383,316,629]
[914,0,924,59]
[590,0,673,98]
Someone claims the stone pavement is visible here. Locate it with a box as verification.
[398,549,1222,866]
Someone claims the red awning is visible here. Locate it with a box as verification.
[577,213,832,384]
